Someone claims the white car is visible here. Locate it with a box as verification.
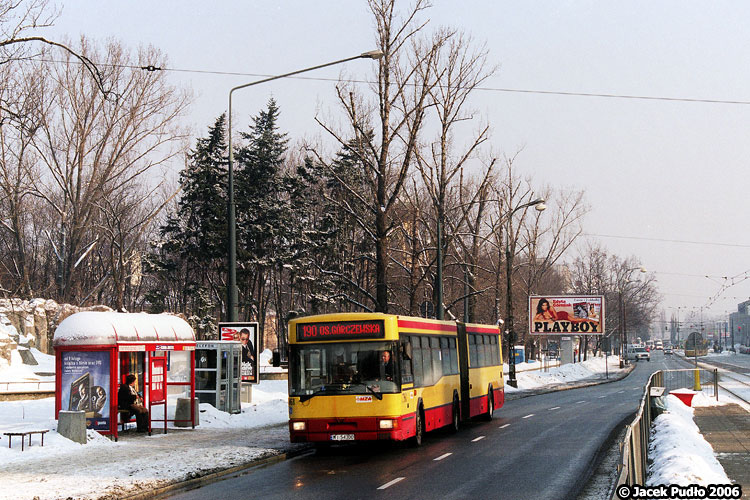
[664,346,673,355]
[633,347,650,361]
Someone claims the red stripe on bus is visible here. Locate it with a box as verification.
[397,320,457,332]
[466,326,500,334]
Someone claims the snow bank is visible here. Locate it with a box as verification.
[505,354,624,392]
[647,394,731,486]
[200,379,288,429]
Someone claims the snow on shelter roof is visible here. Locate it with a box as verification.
[53,312,195,347]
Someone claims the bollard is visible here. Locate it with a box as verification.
[693,368,702,391]
[175,397,199,427]
[58,410,87,444]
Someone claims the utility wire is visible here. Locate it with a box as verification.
[25,57,750,106]
[584,233,750,248]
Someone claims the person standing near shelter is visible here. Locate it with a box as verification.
[118,374,149,432]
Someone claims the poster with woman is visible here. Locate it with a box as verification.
[529,296,605,335]
[60,350,110,430]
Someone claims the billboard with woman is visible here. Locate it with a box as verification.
[529,295,605,335]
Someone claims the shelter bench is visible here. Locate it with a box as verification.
[118,409,135,432]
[4,429,49,451]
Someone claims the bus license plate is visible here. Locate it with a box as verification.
[330,434,355,441]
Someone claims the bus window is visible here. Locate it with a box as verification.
[440,337,451,375]
[477,335,486,366]
[449,338,458,373]
[412,336,424,387]
[469,335,477,367]
[401,338,414,384]
[421,337,434,385]
[484,335,495,366]
[431,336,442,382]
[490,336,499,365]
[289,342,399,396]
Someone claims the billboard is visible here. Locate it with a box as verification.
[60,350,110,430]
[529,295,605,335]
[218,322,259,384]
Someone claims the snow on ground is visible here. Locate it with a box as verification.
[648,393,731,486]
[505,354,626,392]
[0,351,742,499]
[0,379,292,500]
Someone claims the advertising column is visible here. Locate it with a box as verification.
[60,350,111,431]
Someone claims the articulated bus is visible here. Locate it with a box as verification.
[287,313,503,446]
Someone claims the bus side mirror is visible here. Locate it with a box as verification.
[402,343,412,360]
[272,349,281,367]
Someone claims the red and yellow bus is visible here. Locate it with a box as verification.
[287,313,504,445]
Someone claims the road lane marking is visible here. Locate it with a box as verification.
[576,400,586,404]
[549,406,560,410]
[598,395,607,398]
[472,436,486,442]
[617,390,625,393]
[499,423,510,429]
[378,477,405,490]
[522,414,534,419]
[434,453,452,461]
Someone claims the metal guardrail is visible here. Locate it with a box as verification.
[0,380,55,393]
[611,368,718,498]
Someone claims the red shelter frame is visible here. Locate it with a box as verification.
[53,312,196,441]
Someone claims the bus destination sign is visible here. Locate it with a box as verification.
[296,320,385,342]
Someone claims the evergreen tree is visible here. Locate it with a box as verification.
[146,114,228,337]
[235,98,289,341]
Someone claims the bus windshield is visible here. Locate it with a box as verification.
[290,341,399,398]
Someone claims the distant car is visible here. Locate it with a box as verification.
[634,347,650,361]
[664,347,673,355]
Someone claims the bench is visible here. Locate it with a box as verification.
[4,429,49,451]
[118,409,135,432]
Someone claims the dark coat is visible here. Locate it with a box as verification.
[118,383,137,409]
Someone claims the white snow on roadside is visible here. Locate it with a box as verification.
[647,393,731,486]
[505,354,626,392]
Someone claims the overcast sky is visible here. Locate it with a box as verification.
[47,1,750,329]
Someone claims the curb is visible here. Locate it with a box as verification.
[123,445,313,500]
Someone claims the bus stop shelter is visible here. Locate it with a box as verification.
[53,312,196,440]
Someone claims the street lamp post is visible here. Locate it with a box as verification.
[618,267,647,368]
[503,198,546,388]
[225,50,383,321]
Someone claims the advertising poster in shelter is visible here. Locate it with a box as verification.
[218,322,259,383]
[529,295,605,335]
[60,350,111,430]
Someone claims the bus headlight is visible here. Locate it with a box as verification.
[292,421,306,431]
[378,419,394,429]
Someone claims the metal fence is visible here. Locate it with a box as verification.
[611,368,718,498]
[0,380,55,393]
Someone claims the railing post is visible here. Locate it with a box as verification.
[714,368,718,401]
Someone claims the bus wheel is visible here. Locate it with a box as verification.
[410,406,424,447]
[449,396,460,433]
[483,392,494,421]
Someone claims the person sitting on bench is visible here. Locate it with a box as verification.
[118,374,149,432]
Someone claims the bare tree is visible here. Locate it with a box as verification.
[30,38,189,303]
[0,1,107,119]
[414,27,495,319]
[316,0,442,313]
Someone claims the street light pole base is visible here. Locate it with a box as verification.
[507,379,518,388]
[619,360,624,368]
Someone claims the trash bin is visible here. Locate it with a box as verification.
[58,410,86,444]
[175,398,199,427]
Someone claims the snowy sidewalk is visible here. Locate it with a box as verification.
[0,422,306,500]
[694,404,750,499]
